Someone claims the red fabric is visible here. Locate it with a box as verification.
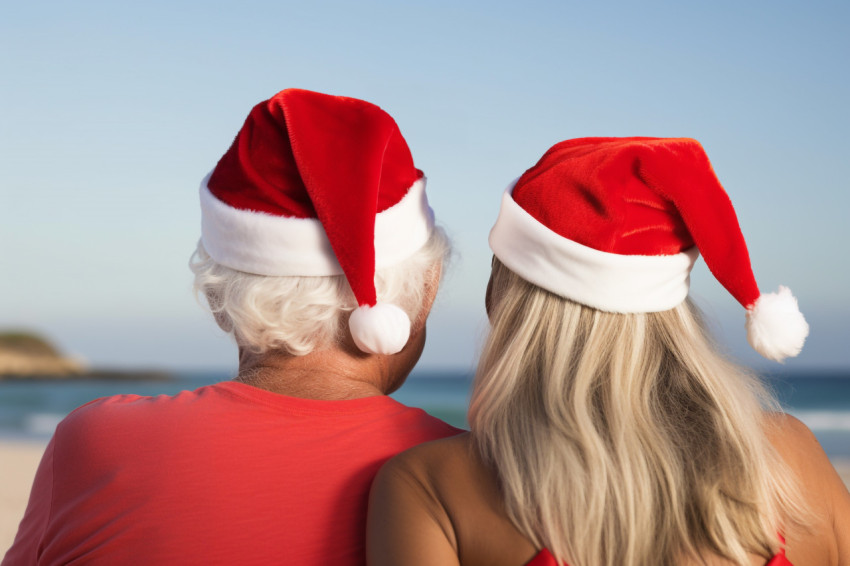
[765,554,794,566]
[207,88,423,307]
[525,548,559,565]
[765,534,792,566]
[525,546,791,565]
[512,137,760,309]
[2,382,460,566]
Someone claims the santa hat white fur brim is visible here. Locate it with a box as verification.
[491,183,809,362]
[200,174,434,356]
[490,184,699,313]
[200,174,434,276]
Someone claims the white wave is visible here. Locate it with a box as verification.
[791,411,850,432]
[23,413,64,436]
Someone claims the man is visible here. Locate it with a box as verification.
[4,88,460,565]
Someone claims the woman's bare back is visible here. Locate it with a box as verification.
[367,414,850,566]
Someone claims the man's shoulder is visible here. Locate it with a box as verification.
[60,393,155,430]
[56,384,231,442]
[383,400,464,440]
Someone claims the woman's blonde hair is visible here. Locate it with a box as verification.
[190,228,449,355]
[469,258,809,566]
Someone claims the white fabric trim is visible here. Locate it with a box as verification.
[200,174,434,276]
[488,182,699,313]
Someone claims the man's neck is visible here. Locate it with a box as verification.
[234,347,394,401]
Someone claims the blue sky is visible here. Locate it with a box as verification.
[2,0,848,372]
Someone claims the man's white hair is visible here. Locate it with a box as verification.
[190,228,449,355]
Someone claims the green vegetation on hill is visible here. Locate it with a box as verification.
[0,330,84,378]
[0,332,63,357]
[0,330,173,380]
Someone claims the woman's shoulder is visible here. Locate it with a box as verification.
[378,432,504,504]
[376,432,476,497]
[384,430,473,465]
[368,434,473,565]
[371,434,472,524]
[763,412,845,490]
[763,412,821,450]
[762,412,850,565]
[373,432,540,566]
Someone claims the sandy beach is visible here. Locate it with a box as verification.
[1,442,46,555]
[1,442,849,557]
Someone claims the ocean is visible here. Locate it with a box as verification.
[0,370,848,460]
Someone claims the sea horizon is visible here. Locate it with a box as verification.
[1,368,848,459]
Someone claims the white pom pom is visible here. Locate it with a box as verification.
[745,286,809,362]
[348,303,411,355]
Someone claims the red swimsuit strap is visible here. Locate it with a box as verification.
[529,533,789,566]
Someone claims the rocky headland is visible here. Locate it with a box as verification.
[0,331,171,381]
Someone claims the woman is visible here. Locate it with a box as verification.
[367,137,850,566]
[3,88,460,565]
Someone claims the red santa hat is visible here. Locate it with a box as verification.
[199,88,435,355]
[489,137,808,362]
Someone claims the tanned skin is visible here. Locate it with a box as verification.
[367,417,850,566]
